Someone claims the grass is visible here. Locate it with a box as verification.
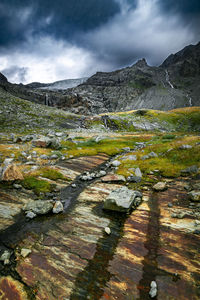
[22,176,52,195]
[117,134,200,178]
[61,135,152,158]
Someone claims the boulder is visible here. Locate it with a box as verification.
[181,165,199,175]
[1,164,24,181]
[111,160,121,167]
[50,138,62,150]
[23,200,53,215]
[188,191,200,202]
[153,182,167,191]
[32,137,61,150]
[53,201,64,214]
[103,187,142,212]
[32,137,51,148]
[135,167,142,178]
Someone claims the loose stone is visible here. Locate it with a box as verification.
[21,248,32,258]
[53,201,64,214]
[153,182,167,191]
[104,227,111,235]
[149,281,157,298]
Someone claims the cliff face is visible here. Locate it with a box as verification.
[0,42,200,114]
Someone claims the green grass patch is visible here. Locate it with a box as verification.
[22,176,52,194]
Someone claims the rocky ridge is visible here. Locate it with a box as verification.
[0,42,200,115]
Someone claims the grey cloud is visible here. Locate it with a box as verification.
[2,66,28,83]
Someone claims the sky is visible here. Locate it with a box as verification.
[0,0,200,84]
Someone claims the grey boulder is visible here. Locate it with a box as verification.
[103,187,142,212]
[23,200,53,215]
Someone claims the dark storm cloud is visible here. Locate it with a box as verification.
[158,0,200,16]
[0,0,200,83]
[0,0,120,47]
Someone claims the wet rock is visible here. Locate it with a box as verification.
[0,276,28,299]
[101,174,126,183]
[21,248,32,258]
[103,187,142,212]
[179,144,192,150]
[181,165,199,175]
[53,201,64,214]
[188,191,200,202]
[171,212,186,219]
[105,227,111,235]
[149,281,157,298]
[23,200,53,215]
[0,250,12,265]
[13,183,22,189]
[26,211,37,219]
[111,160,121,167]
[153,182,167,191]
[1,164,24,181]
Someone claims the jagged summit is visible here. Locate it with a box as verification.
[161,41,200,69]
[134,58,148,68]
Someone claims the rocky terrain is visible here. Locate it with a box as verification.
[0,42,200,115]
[0,87,200,299]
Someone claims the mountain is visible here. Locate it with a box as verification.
[0,41,199,114]
[26,77,88,90]
[59,41,200,114]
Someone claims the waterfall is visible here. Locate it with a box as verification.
[165,70,174,89]
[45,93,49,106]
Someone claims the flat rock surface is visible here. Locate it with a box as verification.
[0,157,200,299]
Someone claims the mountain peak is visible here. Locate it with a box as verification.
[0,72,8,83]
[134,58,148,68]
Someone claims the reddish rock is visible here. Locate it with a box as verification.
[101,174,126,183]
[1,164,24,181]
[0,276,28,300]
